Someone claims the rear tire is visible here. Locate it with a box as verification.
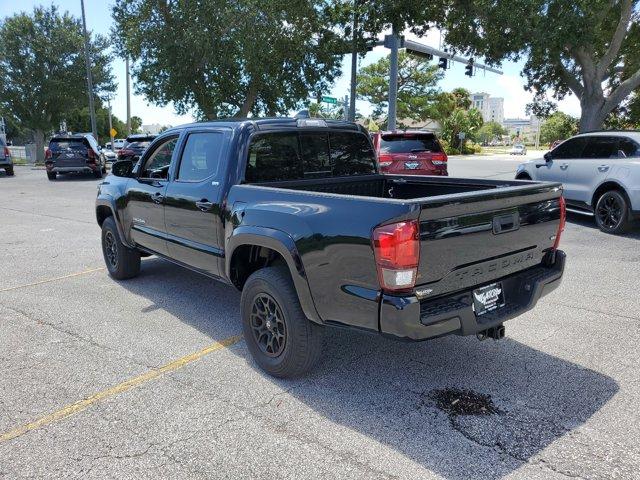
[93,168,103,179]
[5,166,14,176]
[595,190,633,234]
[101,216,141,279]
[241,267,323,378]
[516,173,531,180]
[47,171,57,180]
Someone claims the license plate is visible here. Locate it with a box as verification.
[472,282,505,316]
[404,161,420,169]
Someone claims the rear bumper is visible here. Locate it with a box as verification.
[0,159,12,167]
[47,165,98,173]
[379,250,566,341]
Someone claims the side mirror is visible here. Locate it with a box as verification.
[543,152,552,162]
[111,160,134,178]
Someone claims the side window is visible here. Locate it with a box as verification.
[246,133,301,182]
[140,137,178,179]
[582,136,619,159]
[177,132,224,181]
[300,133,331,178]
[551,137,587,159]
[329,132,377,176]
[618,138,639,158]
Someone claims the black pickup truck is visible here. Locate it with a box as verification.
[96,118,566,377]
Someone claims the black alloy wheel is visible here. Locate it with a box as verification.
[250,293,286,357]
[104,230,118,269]
[595,190,632,234]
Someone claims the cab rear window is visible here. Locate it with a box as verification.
[379,134,442,154]
[245,131,376,183]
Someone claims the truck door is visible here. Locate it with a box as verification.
[125,135,179,256]
[163,129,230,278]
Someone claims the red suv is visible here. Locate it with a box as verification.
[371,131,448,176]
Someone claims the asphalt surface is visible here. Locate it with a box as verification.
[1,160,639,479]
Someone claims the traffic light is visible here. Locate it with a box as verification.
[465,59,474,77]
[438,57,448,69]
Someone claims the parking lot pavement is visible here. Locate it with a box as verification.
[1,164,639,479]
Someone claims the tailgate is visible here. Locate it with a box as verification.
[415,182,563,297]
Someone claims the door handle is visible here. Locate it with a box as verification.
[559,164,569,170]
[598,165,610,172]
[152,193,164,204]
[195,200,214,212]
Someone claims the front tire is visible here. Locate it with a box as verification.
[241,267,323,378]
[47,171,57,180]
[5,166,14,176]
[595,190,633,234]
[101,216,141,279]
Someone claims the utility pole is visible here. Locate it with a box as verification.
[126,57,132,135]
[387,28,399,131]
[348,1,359,122]
[80,0,98,141]
[107,98,115,149]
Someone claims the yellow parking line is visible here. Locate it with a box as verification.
[0,267,106,293]
[0,334,243,443]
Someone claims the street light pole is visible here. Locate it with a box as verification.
[80,0,98,141]
[387,28,399,131]
[126,56,132,135]
[107,98,115,149]
[348,0,359,122]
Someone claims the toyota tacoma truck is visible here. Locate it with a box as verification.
[96,117,566,378]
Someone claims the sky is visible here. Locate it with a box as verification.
[1,0,582,129]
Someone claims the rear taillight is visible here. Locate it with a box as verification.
[3,146,10,157]
[553,196,566,250]
[45,148,52,160]
[87,148,97,163]
[378,154,393,168]
[431,152,448,165]
[372,220,420,292]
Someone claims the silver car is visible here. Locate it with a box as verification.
[516,131,640,233]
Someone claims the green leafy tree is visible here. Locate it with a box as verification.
[478,121,508,143]
[112,1,343,120]
[441,108,484,151]
[130,116,143,134]
[65,102,127,142]
[539,112,579,144]
[357,52,443,128]
[0,6,115,161]
[308,102,345,120]
[438,0,640,132]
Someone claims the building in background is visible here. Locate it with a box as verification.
[503,116,541,144]
[141,123,166,135]
[470,92,504,124]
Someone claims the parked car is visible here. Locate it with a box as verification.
[510,144,527,155]
[117,134,157,162]
[105,139,126,151]
[370,131,448,175]
[516,131,640,233]
[97,118,565,378]
[44,133,106,180]
[102,146,117,163]
[0,137,14,176]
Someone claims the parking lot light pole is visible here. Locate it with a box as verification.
[348,1,359,122]
[126,57,132,135]
[80,0,98,141]
[387,29,399,131]
[107,98,115,149]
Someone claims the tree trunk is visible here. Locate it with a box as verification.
[235,80,258,118]
[579,95,608,133]
[34,129,45,164]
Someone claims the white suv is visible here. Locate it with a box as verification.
[516,131,639,233]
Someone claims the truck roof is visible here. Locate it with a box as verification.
[163,117,363,134]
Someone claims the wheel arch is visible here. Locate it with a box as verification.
[227,226,322,324]
[95,198,134,248]
[591,181,631,210]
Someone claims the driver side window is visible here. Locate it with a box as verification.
[140,137,178,179]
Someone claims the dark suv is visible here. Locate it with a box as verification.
[0,137,13,176]
[45,134,106,180]
[117,134,157,162]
